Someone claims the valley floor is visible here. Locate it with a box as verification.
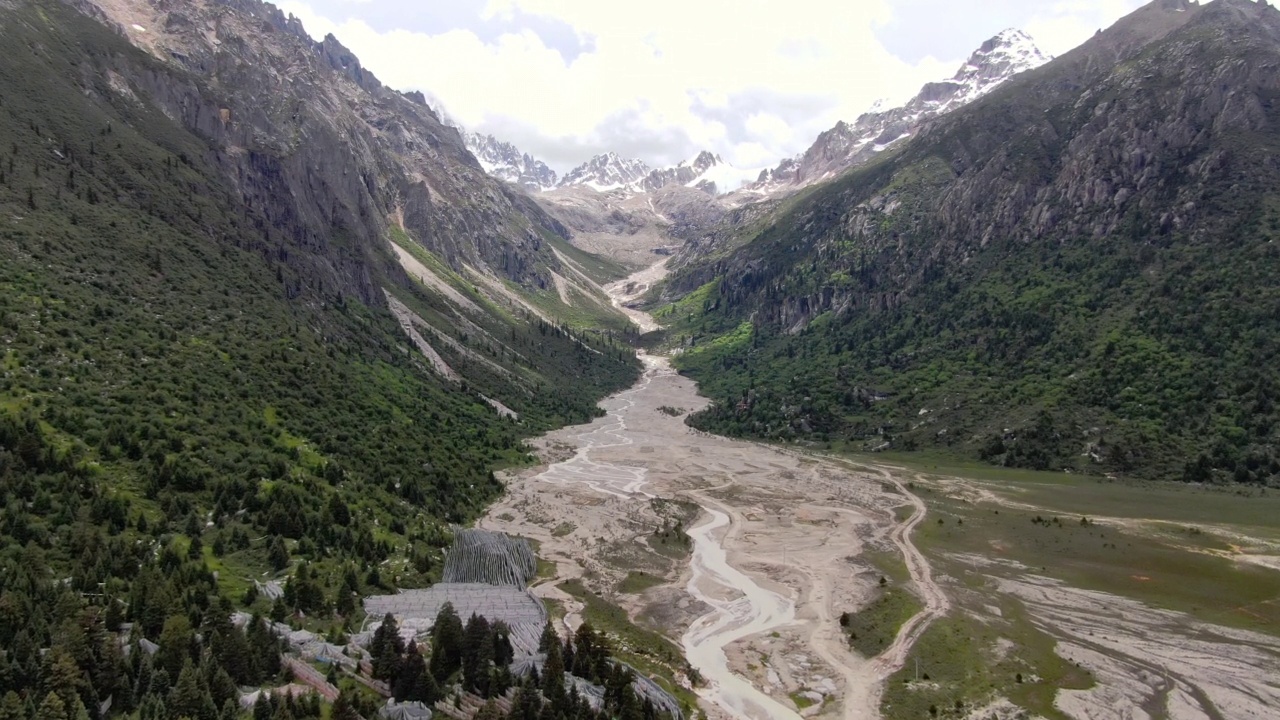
[478,263,1280,720]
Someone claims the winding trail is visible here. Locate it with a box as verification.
[867,469,951,679]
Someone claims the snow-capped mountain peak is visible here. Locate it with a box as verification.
[924,28,1051,111]
[637,151,759,195]
[463,132,558,191]
[745,28,1051,195]
[558,152,652,192]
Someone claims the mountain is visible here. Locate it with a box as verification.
[747,28,1051,194]
[657,0,1280,482]
[635,151,759,195]
[463,131,559,191]
[558,152,653,191]
[0,0,641,708]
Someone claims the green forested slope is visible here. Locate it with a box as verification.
[663,0,1280,482]
[0,3,637,717]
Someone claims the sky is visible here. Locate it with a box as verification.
[278,0,1146,175]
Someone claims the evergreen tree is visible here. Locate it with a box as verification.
[267,537,289,572]
[137,693,166,720]
[38,650,85,719]
[168,662,212,720]
[330,693,360,720]
[537,621,558,654]
[490,622,514,669]
[461,615,492,695]
[391,645,438,706]
[540,630,565,701]
[369,614,403,682]
[204,663,238,711]
[473,701,502,720]
[205,599,254,685]
[428,604,463,683]
[218,699,240,720]
[32,694,66,720]
[157,616,195,679]
[245,616,281,680]
[0,692,25,720]
[251,695,272,720]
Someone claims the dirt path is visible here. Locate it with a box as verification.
[868,470,951,679]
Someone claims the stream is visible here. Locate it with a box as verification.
[527,267,808,720]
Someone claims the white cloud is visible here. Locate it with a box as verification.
[1024,0,1145,57]
[278,1,1141,172]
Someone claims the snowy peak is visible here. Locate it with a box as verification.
[746,28,1051,195]
[558,152,652,191]
[922,28,1051,111]
[640,151,722,193]
[463,132,558,191]
[638,151,759,195]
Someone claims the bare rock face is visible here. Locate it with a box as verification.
[558,152,653,191]
[463,132,559,192]
[639,151,723,194]
[78,0,571,304]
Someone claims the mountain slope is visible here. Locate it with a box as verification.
[0,2,638,705]
[660,0,1280,482]
[746,29,1050,194]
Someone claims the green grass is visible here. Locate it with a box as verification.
[868,452,1280,534]
[789,692,817,710]
[914,484,1280,636]
[841,586,922,659]
[884,605,1092,720]
[616,571,665,595]
[559,578,698,714]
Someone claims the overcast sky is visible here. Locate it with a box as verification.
[278,0,1145,174]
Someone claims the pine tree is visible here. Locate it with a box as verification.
[537,621,558,654]
[540,631,565,701]
[0,693,26,720]
[218,699,240,720]
[32,693,66,720]
[428,604,464,682]
[369,614,403,682]
[251,694,272,720]
[330,693,360,720]
[38,650,85,718]
[204,663,238,711]
[245,616,281,681]
[267,537,289,571]
[167,662,207,720]
[473,701,502,720]
[157,615,195,679]
[461,614,492,695]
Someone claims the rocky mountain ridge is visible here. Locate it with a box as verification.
[77,0,580,304]
[746,28,1051,194]
[659,0,1280,480]
[557,152,652,191]
[464,131,559,191]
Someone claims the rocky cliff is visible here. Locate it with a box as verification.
[75,0,573,306]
